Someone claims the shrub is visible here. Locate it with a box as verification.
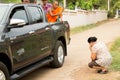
[107,10,116,18]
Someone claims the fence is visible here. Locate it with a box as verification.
[62,9,108,28]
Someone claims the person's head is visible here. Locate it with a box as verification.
[52,0,59,9]
[88,36,97,47]
[42,0,48,5]
[21,0,30,3]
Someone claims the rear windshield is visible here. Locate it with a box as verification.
[0,5,9,23]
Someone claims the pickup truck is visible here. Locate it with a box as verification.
[0,3,70,80]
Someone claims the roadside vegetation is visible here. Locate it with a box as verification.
[71,24,97,35]
[71,20,110,35]
[110,38,120,71]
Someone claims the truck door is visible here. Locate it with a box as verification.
[6,6,52,70]
[26,6,53,60]
[6,6,38,69]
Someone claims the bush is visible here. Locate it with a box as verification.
[107,10,116,18]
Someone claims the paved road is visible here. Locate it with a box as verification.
[21,19,120,80]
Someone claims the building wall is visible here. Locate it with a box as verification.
[62,10,108,28]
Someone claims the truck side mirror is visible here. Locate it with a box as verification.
[9,19,26,28]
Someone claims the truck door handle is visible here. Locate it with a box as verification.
[29,31,35,34]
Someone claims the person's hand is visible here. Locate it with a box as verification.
[89,46,92,52]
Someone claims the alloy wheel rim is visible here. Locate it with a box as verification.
[0,70,6,80]
[57,46,64,64]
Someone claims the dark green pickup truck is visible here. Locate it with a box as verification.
[0,3,70,80]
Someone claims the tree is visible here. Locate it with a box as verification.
[66,0,107,10]
[108,0,120,18]
[111,0,120,9]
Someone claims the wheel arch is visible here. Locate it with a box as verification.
[0,53,12,74]
[58,36,67,56]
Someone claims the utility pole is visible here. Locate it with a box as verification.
[63,0,66,8]
[108,0,110,11]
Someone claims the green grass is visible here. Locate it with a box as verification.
[110,38,120,71]
[71,24,97,35]
[71,20,109,35]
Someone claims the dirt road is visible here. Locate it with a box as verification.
[21,19,120,80]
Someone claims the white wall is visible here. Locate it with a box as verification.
[62,10,108,28]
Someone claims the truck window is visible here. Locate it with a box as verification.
[27,6,43,23]
[10,7,28,24]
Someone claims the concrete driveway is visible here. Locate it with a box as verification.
[20,19,120,80]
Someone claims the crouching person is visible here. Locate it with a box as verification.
[87,36,112,74]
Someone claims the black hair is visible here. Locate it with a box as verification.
[21,0,23,2]
[87,36,97,43]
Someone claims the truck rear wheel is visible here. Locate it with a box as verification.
[0,62,9,80]
[50,41,65,68]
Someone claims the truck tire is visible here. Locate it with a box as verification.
[0,62,9,80]
[50,41,65,68]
